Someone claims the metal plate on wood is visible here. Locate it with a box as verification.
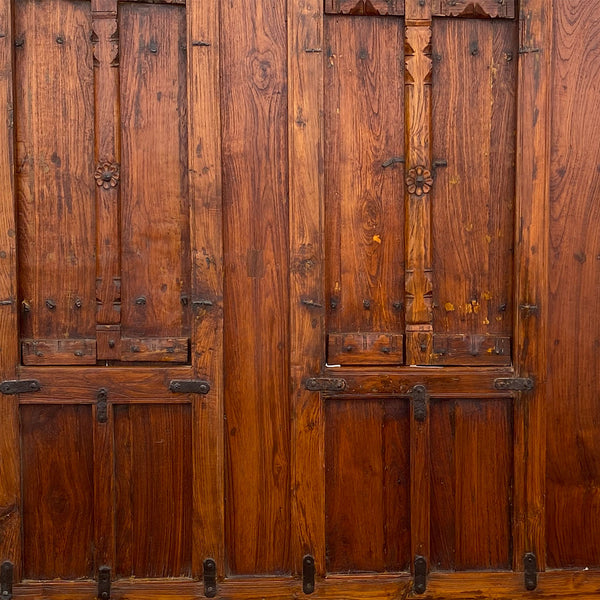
[302,555,315,595]
[1,562,13,600]
[97,388,108,424]
[494,377,534,391]
[414,555,427,594]
[524,552,537,591]
[98,565,110,600]
[305,377,346,392]
[169,379,211,395]
[410,384,428,423]
[203,558,217,598]
[0,379,41,395]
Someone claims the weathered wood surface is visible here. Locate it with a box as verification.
[325,0,404,15]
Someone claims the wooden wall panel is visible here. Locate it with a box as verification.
[21,405,94,579]
[221,0,290,575]
[431,19,516,350]
[325,399,411,573]
[430,399,512,571]
[324,16,404,341]
[547,1,600,569]
[119,3,190,342]
[15,0,96,356]
[114,404,192,578]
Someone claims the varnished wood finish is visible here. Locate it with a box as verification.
[432,0,515,19]
[221,0,290,575]
[21,405,94,579]
[325,0,404,16]
[547,0,599,569]
[288,0,325,577]
[327,332,404,365]
[114,404,192,578]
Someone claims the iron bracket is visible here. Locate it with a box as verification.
[203,558,217,598]
[524,552,537,591]
[1,561,13,600]
[0,379,41,395]
[97,388,108,423]
[494,377,534,392]
[98,565,110,600]
[410,384,428,422]
[305,377,346,392]
[414,555,427,594]
[302,555,315,595]
[169,380,211,395]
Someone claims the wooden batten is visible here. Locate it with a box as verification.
[432,0,516,18]
[327,332,404,365]
[325,0,405,15]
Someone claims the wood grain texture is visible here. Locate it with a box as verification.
[21,338,96,365]
[325,0,404,15]
[0,0,21,572]
[288,0,326,577]
[21,405,94,579]
[430,399,513,570]
[328,332,404,365]
[431,334,511,366]
[432,0,515,18]
[512,0,551,572]
[187,0,224,575]
[546,0,599,569]
[325,399,411,573]
[119,2,191,346]
[221,0,291,574]
[324,16,405,339]
[431,18,517,348]
[114,404,192,577]
[15,0,96,354]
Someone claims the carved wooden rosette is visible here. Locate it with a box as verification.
[404,9,433,365]
[92,0,122,335]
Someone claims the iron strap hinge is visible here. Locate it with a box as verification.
[305,377,346,392]
[203,558,217,598]
[494,377,535,391]
[414,555,427,594]
[524,552,537,591]
[1,561,13,600]
[169,380,211,395]
[302,555,315,595]
[0,379,41,395]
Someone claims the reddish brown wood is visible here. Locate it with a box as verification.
[222,0,291,574]
[325,0,404,15]
[21,405,94,579]
[327,333,404,365]
[21,339,96,365]
[324,16,405,341]
[114,404,193,577]
[433,0,515,18]
[431,334,511,366]
[119,337,188,362]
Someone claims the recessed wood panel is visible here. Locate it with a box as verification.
[21,405,94,579]
[431,19,517,360]
[325,399,410,573]
[430,399,512,571]
[119,2,191,345]
[325,16,405,341]
[547,0,600,569]
[114,404,192,577]
[15,0,96,357]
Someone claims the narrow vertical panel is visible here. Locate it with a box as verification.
[547,0,600,569]
[431,19,517,351]
[187,0,224,578]
[513,0,551,569]
[15,0,96,357]
[430,400,512,571]
[222,0,290,575]
[21,405,94,579]
[120,3,190,342]
[289,0,326,577]
[0,0,20,574]
[114,404,192,578]
[325,399,411,573]
[325,17,405,337]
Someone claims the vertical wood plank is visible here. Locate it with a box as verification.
[405,0,433,365]
[288,0,325,577]
[0,0,20,575]
[222,0,291,575]
[187,0,224,579]
[513,0,551,570]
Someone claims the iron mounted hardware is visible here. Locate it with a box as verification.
[203,558,217,598]
[302,555,315,595]
[0,379,41,395]
[524,552,537,591]
[1,561,13,600]
[410,384,428,422]
[494,377,534,391]
[97,388,108,423]
[414,555,427,594]
[98,565,110,600]
[305,377,346,392]
[169,380,211,395]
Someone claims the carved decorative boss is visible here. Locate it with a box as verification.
[94,161,120,190]
[406,166,433,197]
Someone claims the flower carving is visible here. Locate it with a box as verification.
[94,161,120,190]
[406,165,433,197]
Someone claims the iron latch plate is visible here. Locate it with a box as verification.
[305,377,346,392]
[414,555,427,594]
[1,561,13,600]
[302,555,315,595]
[524,552,537,591]
[0,379,41,395]
[494,377,534,391]
[98,565,110,600]
[169,379,211,395]
[203,558,217,598]
[410,384,428,423]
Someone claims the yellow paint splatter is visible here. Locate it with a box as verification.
[466,300,480,314]
[482,291,492,301]
[496,315,503,322]
[485,234,492,244]
[483,318,490,325]
[465,223,474,232]
[450,175,461,185]
[444,302,455,312]
[373,234,382,244]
